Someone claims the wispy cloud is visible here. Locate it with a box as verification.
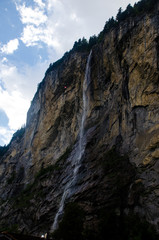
[0,0,137,146]
[16,4,47,26]
[0,126,14,145]
[15,1,52,50]
[15,0,84,55]
[0,85,29,130]
[33,0,45,9]
[17,0,137,57]
[0,60,48,131]
[21,25,45,47]
[13,0,137,56]
[2,57,8,63]
[0,39,19,55]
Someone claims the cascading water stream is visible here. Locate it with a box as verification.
[51,51,92,232]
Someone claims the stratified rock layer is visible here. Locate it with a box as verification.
[0,3,159,236]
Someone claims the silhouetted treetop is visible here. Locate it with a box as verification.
[45,0,158,76]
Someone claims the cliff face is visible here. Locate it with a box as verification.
[1,3,159,237]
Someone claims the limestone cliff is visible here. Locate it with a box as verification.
[1,1,159,238]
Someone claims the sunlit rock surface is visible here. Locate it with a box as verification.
[0,3,159,236]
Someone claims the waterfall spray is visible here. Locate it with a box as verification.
[51,51,92,232]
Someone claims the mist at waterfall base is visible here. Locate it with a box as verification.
[51,51,92,232]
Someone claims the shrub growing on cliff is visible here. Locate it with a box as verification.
[97,210,159,240]
[11,126,25,142]
[0,144,9,157]
[44,0,159,78]
[7,171,16,184]
[123,213,158,240]
[35,147,72,179]
[0,127,25,158]
[13,147,72,209]
[73,37,89,52]
[52,205,159,240]
[101,147,129,173]
[88,35,98,49]
[44,51,69,76]
[0,224,19,233]
[53,202,85,240]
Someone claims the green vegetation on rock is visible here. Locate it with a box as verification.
[96,209,159,240]
[0,224,19,233]
[12,126,25,142]
[53,202,85,240]
[53,204,159,240]
[12,147,72,209]
[0,145,9,157]
[7,171,16,184]
[44,0,159,79]
[0,126,25,158]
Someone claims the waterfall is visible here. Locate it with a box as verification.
[51,51,92,232]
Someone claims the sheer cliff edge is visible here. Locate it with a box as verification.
[0,1,159,238]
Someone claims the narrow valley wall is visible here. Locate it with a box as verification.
[0,5,159,235]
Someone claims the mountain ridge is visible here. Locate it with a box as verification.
[0,0,159,239]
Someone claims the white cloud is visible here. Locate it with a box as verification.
[70,13,80,22]
[34,0,45,9]
[15,0,83,54]
[0,39,19,55]
[2,57,8,63]
[0,0,137,146]
[0,59,47,96]
[0,60,48,131]
[0,126,14,145]
[18,0,137,56]
[21,25,44,47]
[16,3,47,26]
[14,0,137,55]
[0,86,29,130]
[20,24,59,49]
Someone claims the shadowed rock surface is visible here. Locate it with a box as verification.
[0,1,159,238]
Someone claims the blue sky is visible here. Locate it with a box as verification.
[0,0,137,146]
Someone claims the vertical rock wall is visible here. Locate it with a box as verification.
[0,5,159,235]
